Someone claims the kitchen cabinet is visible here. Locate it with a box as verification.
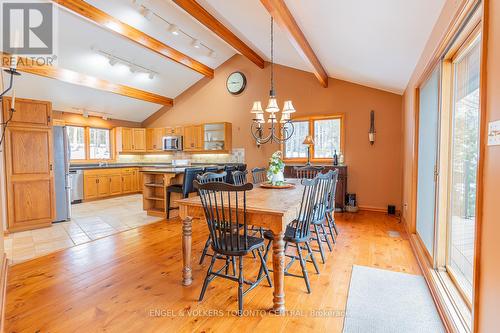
[2,97,55,232]
[146,128,165,152]
[83,168,141,200]
[183,125,204,151]
[117,127,146,153]
[203,122,232,152]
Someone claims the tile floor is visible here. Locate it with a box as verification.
[4,194,162,264]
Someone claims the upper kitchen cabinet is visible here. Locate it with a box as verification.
[146,128,166,152]
[2,97,52,127]
[183,125,204,152]
[116,127,147,153]
[203,123,232,153]
[165,126,184,136]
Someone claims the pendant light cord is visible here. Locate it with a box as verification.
[270,17,274,96]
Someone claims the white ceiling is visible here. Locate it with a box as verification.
[199,0,446,94]
[4,0,446,121]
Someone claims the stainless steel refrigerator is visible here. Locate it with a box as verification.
[53,126,71,222]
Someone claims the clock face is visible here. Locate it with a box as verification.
[226,71,246,95]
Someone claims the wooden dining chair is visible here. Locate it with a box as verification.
[294,165,324,179]
[309,170,336,263]
[251,167,267,184]
[198,171,227,264]
[194,181,272,314]
[263,177,321,294]
[224,165,237,184]
[325,170,339,244]
[232,170,248,186]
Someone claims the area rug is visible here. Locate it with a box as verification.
[343,265,445,333]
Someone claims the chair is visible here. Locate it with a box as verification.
[198,171,228,264]
[166,167,204,219]
[232,170,248,186]
[325,170,339,244]
[294,165,324,179]
[224,165,237,184]
[309,170,336,263]
[195,181,272,314]
[203,166,220,174]
[251,167,268,184]
[236,164,247,172]
[263,177,321,293]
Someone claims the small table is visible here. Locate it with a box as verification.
[176,179,304,313]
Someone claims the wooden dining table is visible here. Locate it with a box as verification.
[176,179,304,314]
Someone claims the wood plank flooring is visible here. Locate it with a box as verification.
[5,211,421,333]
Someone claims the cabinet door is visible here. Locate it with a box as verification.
[2,97,51,127]
[183,126,195,151]
[194,125,204,150]
[132,128,146,151]
[174,126,184,135]
[122,172,134,193]
[122,128,133,151]
[146,128,155,151]
[165,127,174,135]
[109,174,122,195]
[97,176,110,197]
[4,127,55,231]
[154,128,165,150]
[84,175,99,200]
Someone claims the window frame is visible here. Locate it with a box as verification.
[66,125,115,162]
[66,125,86,161]
[281,114,344,163]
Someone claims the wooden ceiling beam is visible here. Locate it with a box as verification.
[172,0,265,69]
[1,54,173,106]
[53,0,214,78]
[260,0,328,87]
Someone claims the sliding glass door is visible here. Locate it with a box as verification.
[447,35,481,303]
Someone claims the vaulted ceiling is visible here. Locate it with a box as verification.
[2,0,446,122]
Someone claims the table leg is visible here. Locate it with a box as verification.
[272,231,285,314]
[182,216,193,286]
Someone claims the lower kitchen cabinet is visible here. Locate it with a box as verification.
[83,168,140,200]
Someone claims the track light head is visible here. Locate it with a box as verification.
[141,7,153,20]
[132,0,144,9]
[108,57,118,66]
[168,24,180,36]
[148,72,155,80]
[191,39,201,49]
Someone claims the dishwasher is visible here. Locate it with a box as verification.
[69,170,84,204]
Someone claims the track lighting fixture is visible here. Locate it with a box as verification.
[168,24,180,35]
[148,72,155,80]
[141,7,153,20]
[191,39,201,49]
[108,57,118,66]
[132,0,144,8]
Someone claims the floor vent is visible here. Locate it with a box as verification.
[388,231,401,238]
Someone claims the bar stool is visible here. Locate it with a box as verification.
[165,167,203,219]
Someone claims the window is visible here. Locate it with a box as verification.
[89,128,111,159]
[283,116,343,161]
[66,126,85,160]
[447,37,481,302]
[284,121,309,159]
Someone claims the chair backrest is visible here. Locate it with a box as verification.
[182,167,204,196]
[197,171,227,184]
[294,165,324,179]
[232,170,248,186]
[326,170,339,212]
[311,170,335,223]
[251,167,268,184]
[291,177,320,239]
[236,164,247,172]
[194,181,254,253]
[224,165,236,184]
[203,166,219,174]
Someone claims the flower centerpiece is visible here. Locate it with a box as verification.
[267,151,285,185]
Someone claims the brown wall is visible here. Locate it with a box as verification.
[147,55,403,211]
[477,0,500,330]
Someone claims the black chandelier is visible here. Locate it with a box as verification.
[250,17,295,145]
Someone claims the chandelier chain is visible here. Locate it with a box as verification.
[270,17,274,95]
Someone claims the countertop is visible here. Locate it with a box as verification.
[69,163,243,171]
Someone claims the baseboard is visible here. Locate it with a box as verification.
[404,223,457,333]
[0,253,8,333]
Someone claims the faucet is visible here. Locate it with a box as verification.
[98,161,109,167]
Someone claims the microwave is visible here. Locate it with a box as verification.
[162,136,183,151]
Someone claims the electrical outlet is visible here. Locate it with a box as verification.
[488,120,500,146]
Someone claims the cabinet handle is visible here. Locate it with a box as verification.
[109,178,111,183]
[96,179,99,184]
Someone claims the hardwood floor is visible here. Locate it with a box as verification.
[5,211,420,332]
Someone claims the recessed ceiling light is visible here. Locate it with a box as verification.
[168,24,180,36]
[191,39,201,49]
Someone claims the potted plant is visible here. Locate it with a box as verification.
[267,151,285,185]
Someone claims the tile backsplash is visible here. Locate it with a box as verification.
[116,148,245,164]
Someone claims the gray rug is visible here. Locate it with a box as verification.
[343,265,445,333]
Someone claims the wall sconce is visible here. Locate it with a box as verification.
[369,110,376,145]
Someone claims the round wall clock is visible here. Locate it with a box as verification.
[226,71,247,95]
